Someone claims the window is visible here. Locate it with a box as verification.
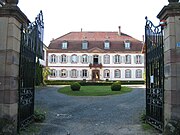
[104,41,110,49]
[71,54,78,63]
[50,69,57,77]
[82,54,88,63]
[124,41,131,49]
[125,55,131,64]
[125,69,131,78]
[60,54,67,63]
[135,55,142,64]
[104,55,110,64]
[136,69,142,78]
[50,54,57,63]
[82,70,88,78]
[60,69,67,77]
[104,69,110,78]
[71,69,77,78]
[114,69,121,78]
[82,41,88,49]
[114,55,121,64]
[93,55,99,64]
[62,41,68,49]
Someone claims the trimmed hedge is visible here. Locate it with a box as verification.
[111,81,121,91]
[71,82,81,91]
[44,80,145,86]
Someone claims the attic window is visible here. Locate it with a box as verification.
[104,41,110,49]
[82,41,88,49]
[62,41,68,49]
[124,40,131,49]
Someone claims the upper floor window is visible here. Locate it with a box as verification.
[125,69,131,78]
[104,55,110,64]
[60,54,67,63]
[82,69,88,78]
[104,69,110,78]
[60,69,67,78]
[124,40,131,49]
[135,55,143,64]
[114,69,121,78]
[82,54,88,63]
[71,69,78,78]
[82,41,88,49]
[136,69,142,78]
[71,54,78,63]
[104,41,110,49]
[50,54,57,63]
[62,41,68,49]
[114,55,121,64]
[125,55,131,64]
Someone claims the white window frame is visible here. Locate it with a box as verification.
[135,55,142,64]
[104,69,110,78]
[50,54,56,63]
[82,54,88,63]
[104,55,110,64]
[61,54,67,63]
[114,69,121,78]
[50,69,57,77]
[136,69,142,78]
[82,69,88,78]
[82,41,88,49]
[71,69,77,78]
[60,69,67,78]
[114,55,121,64]
[125,55,131,64]
[71,54,77,63]
[104,41,110,49]
[124,41,131,49]
[62,41,68,49]
[125,69,131,78]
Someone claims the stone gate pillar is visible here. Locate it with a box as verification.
[157,0,180,130]
[0,1,29,134]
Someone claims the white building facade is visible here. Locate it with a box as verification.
[47,31,144,82]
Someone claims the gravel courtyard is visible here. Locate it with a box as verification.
[34,85,161,135]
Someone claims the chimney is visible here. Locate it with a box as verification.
[118,26,121,36]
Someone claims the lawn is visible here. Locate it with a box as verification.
[58,86,132,96]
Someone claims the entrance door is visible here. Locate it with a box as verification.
[92,70,100,81]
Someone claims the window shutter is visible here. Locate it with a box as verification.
[80,56,83,63]
[49,56,51,63]
[59,56,62,63]
[113,56,115,63]
[120,56,122,63]
[55,56,58,63]
[77,56,79,63]
[89,56,92,63]
[140,56,143,64]
[76,70,78,77]
[80,71,83,78]
[134,56,137,64]
[66,70,68,77]
[55,70,58,77]
[66,56,68,63]
[99,56,102,64]
[87,71,89,78]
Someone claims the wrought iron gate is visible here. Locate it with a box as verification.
[145,17,164,131]
[18,11,44,130]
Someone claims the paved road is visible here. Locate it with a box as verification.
[35,85,160,135]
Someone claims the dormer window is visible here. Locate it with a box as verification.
[82,41,88,49]
[124,40,131,49]
[104,41,110,49]
[62,41,68,49]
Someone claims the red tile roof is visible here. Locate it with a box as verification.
[48,31,143,53]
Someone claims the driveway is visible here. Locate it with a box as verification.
[35,85,161,135]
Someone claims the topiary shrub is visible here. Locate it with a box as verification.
[71,82,81,91]
[34,109,46,123]
[111,81,121,91]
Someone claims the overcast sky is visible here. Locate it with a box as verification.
[18,0,169,46]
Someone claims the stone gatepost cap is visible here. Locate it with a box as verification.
[5,0,19,5]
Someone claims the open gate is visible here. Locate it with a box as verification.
[145,17,164,131]
[18,11,44,131]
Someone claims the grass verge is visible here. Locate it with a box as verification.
[58,86,132,96]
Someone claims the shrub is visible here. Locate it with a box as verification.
[71,82,81,91]
[111,81,121,91]
[34,109,46,123]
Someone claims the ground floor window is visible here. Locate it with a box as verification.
[50,69,57,77]
[125,69,131,78]
[82,69,88,78]
[104,69,110,78]
[60,69,67,78]
[71,69,78,78]
[114,69,121,78]
[136,69,142,78]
